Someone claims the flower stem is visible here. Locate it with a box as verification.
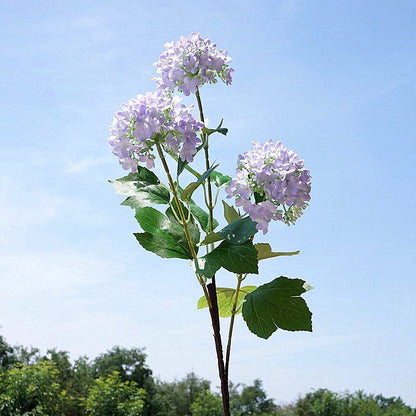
[155,141,212,309]
[196,88,231,416]
[207,280,230,416]
[225,274,244,378]
[196,88,215,234]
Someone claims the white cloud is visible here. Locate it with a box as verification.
[66,157,110,174]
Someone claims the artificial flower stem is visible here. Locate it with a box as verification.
[155,141,212,309]
[196,87,231,416]
[225,274,243,378]
[207,280,231,416]
[195,88,215,235]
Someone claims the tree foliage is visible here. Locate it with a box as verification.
[152,372,211,416]
[83,371,145,416]
[0,360,70,416]
[292,388,416,416]
[0,335,414,416]
[230,379,278,416]
[191,390,223,416]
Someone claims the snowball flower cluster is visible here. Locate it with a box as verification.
[153,32,234,95]
[108,91,204,172]
[226,140,312,234]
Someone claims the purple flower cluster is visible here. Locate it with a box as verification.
[226,140,312,234]
[108,91,203,172]
[153,32,234,95]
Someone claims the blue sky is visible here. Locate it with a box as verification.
[1,0,415,407]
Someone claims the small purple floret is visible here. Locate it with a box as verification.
[108,91,203,171]
[226,140,312,233]
[153,32,234,95]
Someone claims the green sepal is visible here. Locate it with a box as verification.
[194,240,259,278]
[255,243,300,260]
[222,200,240,224]
[242,276,313,339]
[197,286,257,317]
[133,206,198,259]
[110,167,170,208]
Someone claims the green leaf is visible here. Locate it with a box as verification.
[255,243,300,261]
[197,163,220,184]
[210,171,232,188]
[194,240,259,278]
[165,206,200,250]
[133,206,198,259]
[176,185,218,233]
[113,167,160,187]
[188,203,218,234]
[242,276,313,339]
[199,232,224,246]
[199,216,258,246]
[180,164,219,202]
[134,206,168,234]
[120,185,170,208]
[177,158,188,178]
[193,256,222,279]
[180,181,200,202]
[176,158,202,179]
[197,286,257,317]
[202,119,228,137]
[222,201,240,224]
[134,232,192,259]
[216,216,258,244]
[110,168,170,208]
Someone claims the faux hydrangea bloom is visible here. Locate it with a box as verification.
[153,32,234,95]
[226,140,312,234]
[108,91,203,172]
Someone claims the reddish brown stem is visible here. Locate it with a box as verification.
[207,278,230,416]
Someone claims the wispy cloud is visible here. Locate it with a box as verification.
[66,157,110,174]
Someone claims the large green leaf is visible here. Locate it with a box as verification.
[176,185,218,233]
[255,243,300,260]
[199,216,258,246]
[242,276,313,339]
[134,232,192,259]
[216,216,258,244]
[123,166,160,185]
[197,286,257,317]
[165,206,200,250]
[120,187,170,208]
[110,168,170,208]
[134,206,198,259]
[194,240,259,278]
[188,203,218,234]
